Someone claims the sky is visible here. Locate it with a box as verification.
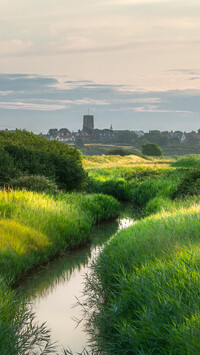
[0,0,199,133]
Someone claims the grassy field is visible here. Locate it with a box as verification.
[0,190,119,353]
[2,151,200,354]
[85,154,200,354]
[83,154,173,169]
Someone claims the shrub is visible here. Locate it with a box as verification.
[5,145,87,191]
[9,175,58,194]
[123,166,169,181]
[0,147,18,186]
[172,169,200,199]
[0,130,87,191]
[106,148,135,156]
[142,143,163,157]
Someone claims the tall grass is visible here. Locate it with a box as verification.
[0,190,119,282]
[0,277,56,354]
[85,166,173,202]
[0,189,119,353]
[83,154,172,170]
[88,202,200,353]
[85,156,200,353]
[172,154,200,168]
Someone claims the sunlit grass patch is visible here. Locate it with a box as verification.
[83,154,172,169]
[0,189,119,282]
[0,219,49,254]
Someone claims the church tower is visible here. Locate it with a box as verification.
[83,114,94,130]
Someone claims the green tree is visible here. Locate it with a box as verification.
[115,131,138,145]
[144,130,168,146]
[141,143,163,157]
[75,139,84,149]
[0,147,18,185]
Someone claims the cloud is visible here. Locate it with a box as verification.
[0,40,32,56]
[188,76,200,81]
[0,91,13,96]
[132,105,191,113]
[29,98,109,106]
[0,74,58,91]
[0,73,199,132]
[0,101,66,111]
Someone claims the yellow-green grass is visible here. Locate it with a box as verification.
[0,219,49,254]
[83,154,173,170]
[89,200,200,353]
[0,189,119,353]
[0,190,119,282]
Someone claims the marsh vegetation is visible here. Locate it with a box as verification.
[1,131,200,354]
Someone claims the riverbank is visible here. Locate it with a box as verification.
[0,190,120,354]
[87,159,200,354]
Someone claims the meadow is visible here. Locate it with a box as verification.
[82,153,173,169]
[84,154,200,354]
[1,142,200,354]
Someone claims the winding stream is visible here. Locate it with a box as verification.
[19,210,135,354]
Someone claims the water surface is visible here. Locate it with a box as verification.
[20,212,135,354]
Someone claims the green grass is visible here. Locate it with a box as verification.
[85,166,173,203]
[83,154,172,170]
[85,155,200,353]
[172,154,200,168]
[0,189,120,353]
[0,190,119,282]
[0,277,56,354]
[88,202,200,354]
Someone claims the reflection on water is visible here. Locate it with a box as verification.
[19,211,135,354]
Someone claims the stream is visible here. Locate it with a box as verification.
[19,209,135,354]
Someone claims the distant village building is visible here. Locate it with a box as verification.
[39,113,200,147]
[46,128,75,144]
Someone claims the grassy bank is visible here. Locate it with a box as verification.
[86,156,200,354]
[85,165,176,203]
[83,154,173,170]
[0,189,119,353]
[0,190,119,283]
[89,201,200,354]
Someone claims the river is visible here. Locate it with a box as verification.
[19,209,135,354]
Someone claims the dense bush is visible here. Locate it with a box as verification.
[106,148,136,156]
[9,175,58,194]
[0,131,87,191]
[0,147,18,186]
[172,169,200,199]
[123,166,169,181]
[0,130,80,162]
[142,143,163,156]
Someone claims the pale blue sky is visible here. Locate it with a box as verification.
[0,0,199,132]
